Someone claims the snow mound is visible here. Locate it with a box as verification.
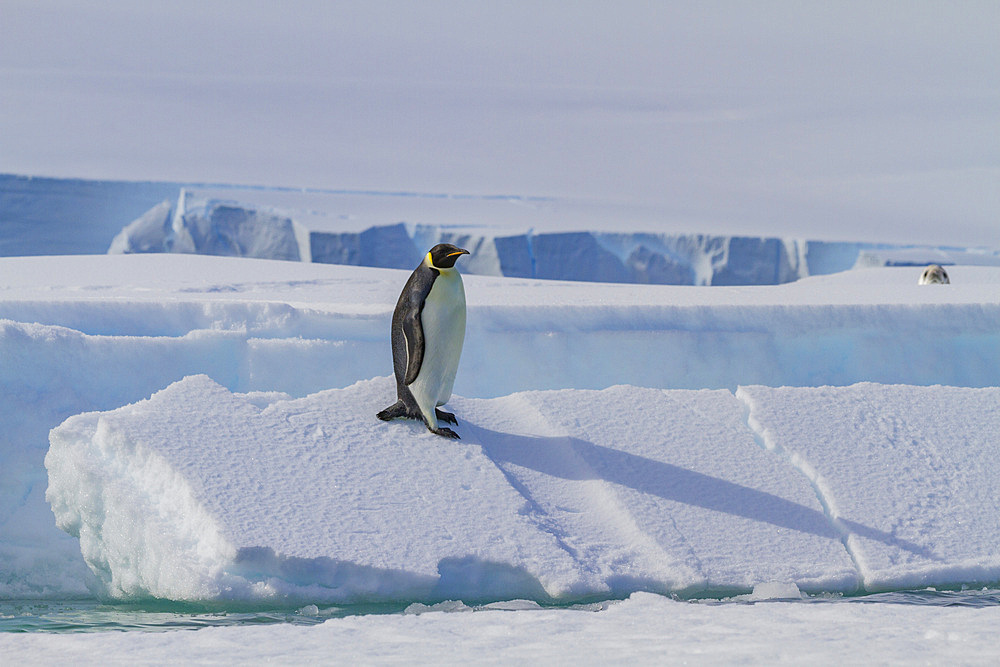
[46,375,1000,604]
[732,581,804,601]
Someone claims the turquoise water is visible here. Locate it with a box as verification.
[0,599,407,633]
[5,589,1000,633]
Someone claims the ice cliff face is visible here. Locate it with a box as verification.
[5,174,1000,285]
[110,192,1000,285]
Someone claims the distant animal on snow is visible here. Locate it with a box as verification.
[919,264,950,285]
[377,243,470,438]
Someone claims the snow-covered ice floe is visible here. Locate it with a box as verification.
[1,255,998,602]
[45,374,1000,603]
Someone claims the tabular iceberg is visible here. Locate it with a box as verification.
[108,189,1000,285]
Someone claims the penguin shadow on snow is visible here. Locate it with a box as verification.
[460,422,938,562]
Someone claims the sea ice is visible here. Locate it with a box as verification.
[1,256,998,600]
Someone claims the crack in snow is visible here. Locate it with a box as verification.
[735,386,865,590]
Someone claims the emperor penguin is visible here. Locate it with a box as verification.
[377,243,470,438]
[919,264,950,285]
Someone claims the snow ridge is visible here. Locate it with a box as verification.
[46,414,240,599]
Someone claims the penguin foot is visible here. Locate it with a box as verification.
[435,409,458,425]
[377,400,422,422]
[376,402,402,421]
[430,426,461,439]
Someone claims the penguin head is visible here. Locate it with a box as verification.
[427,244,470,270]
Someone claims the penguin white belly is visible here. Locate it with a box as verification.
[408,269,466,429]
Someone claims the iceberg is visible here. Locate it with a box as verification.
[0,174,178,257]
[110,189,307,261]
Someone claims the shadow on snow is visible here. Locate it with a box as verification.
[463,423,936,561]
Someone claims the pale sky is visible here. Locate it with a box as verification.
[2,1,998,244]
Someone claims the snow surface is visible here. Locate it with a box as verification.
[5,591,1000,665]
[739,384,1000,590]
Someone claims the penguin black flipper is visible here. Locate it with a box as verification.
[392,264,436,387]
[401,304,425,386]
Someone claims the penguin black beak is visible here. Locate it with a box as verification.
[447,249,470,257]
